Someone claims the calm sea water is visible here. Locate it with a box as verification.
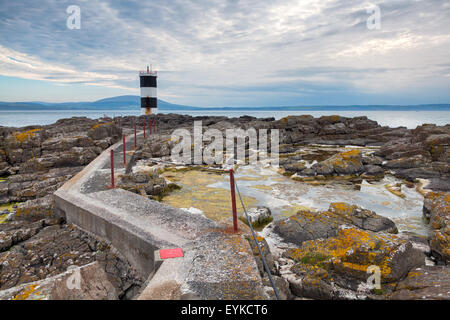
[0,109,449,129]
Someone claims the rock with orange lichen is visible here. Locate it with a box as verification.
[282,226,424,299]
[272,202,397,247]
[87,121,121,140]
[14,195,54,222]
[1,118,121,203]
[246,235,275,277]
[117,170,170,199]
[375,123,449,191]
[311,149,364,176]
[423,192,450,263]
[384,154,431,169]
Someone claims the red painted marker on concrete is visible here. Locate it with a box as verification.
[229,169,238,232]
[159,248,184,259]
[123,134,126,165]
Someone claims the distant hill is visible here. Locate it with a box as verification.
[0,95,449,111]
[0,96,198,111]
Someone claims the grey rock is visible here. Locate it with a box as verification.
[391,265,450,300]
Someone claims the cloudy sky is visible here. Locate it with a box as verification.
[0,0,449,106]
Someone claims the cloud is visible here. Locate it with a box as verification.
[0,0,449,105]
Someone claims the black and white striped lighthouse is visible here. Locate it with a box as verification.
[139,66,157,115]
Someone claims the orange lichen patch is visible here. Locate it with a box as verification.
[286,227,401,280]
[91,122,113,130]
[329,202,356,215]
[405,269,423,278]
[279,115,297,124]
[320,115,340,122]
[14,129,41,143]
[12,284,41,300]
[217,234,265,300]
[385,183,405,199]
[445,194,450,203]
[331,149,361,166]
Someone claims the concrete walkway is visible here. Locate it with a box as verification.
[53,129,266,299]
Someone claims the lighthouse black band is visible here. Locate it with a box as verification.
[140,76,157,87]
[141,97,157,108]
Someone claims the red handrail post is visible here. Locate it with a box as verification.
[109,149,115,188]
[149,118,152,135]
[156,119,159,132]
[229,169,238,233]
[134,124,137,149]
[123,134,126,165]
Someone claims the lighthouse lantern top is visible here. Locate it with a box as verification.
[139,65,157,76]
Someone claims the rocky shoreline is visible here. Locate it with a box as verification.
[0,118,141,299]
[0,113,448,300]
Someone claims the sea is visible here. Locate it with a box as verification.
[0,109,449,129]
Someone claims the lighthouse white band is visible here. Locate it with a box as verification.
[140,87,157,97]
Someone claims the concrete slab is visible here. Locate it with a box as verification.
[140,231,266,300]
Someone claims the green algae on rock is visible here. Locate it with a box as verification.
[160,169,258,222]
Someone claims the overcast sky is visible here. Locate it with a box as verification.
[0,0,449,106]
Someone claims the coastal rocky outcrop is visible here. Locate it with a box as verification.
[375,124,450,191]
[262,201,450,299]
[0,118,121,204]
[274,115,409,147]
[423,192,450,264]
[279,226,425,299]
[0,198,143,299]
[272,203,397,247]
[0,118,143,299]
[114,114,448,194]
[117,113,449,300]
[286,149,386,182]
[1,113,449,300]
